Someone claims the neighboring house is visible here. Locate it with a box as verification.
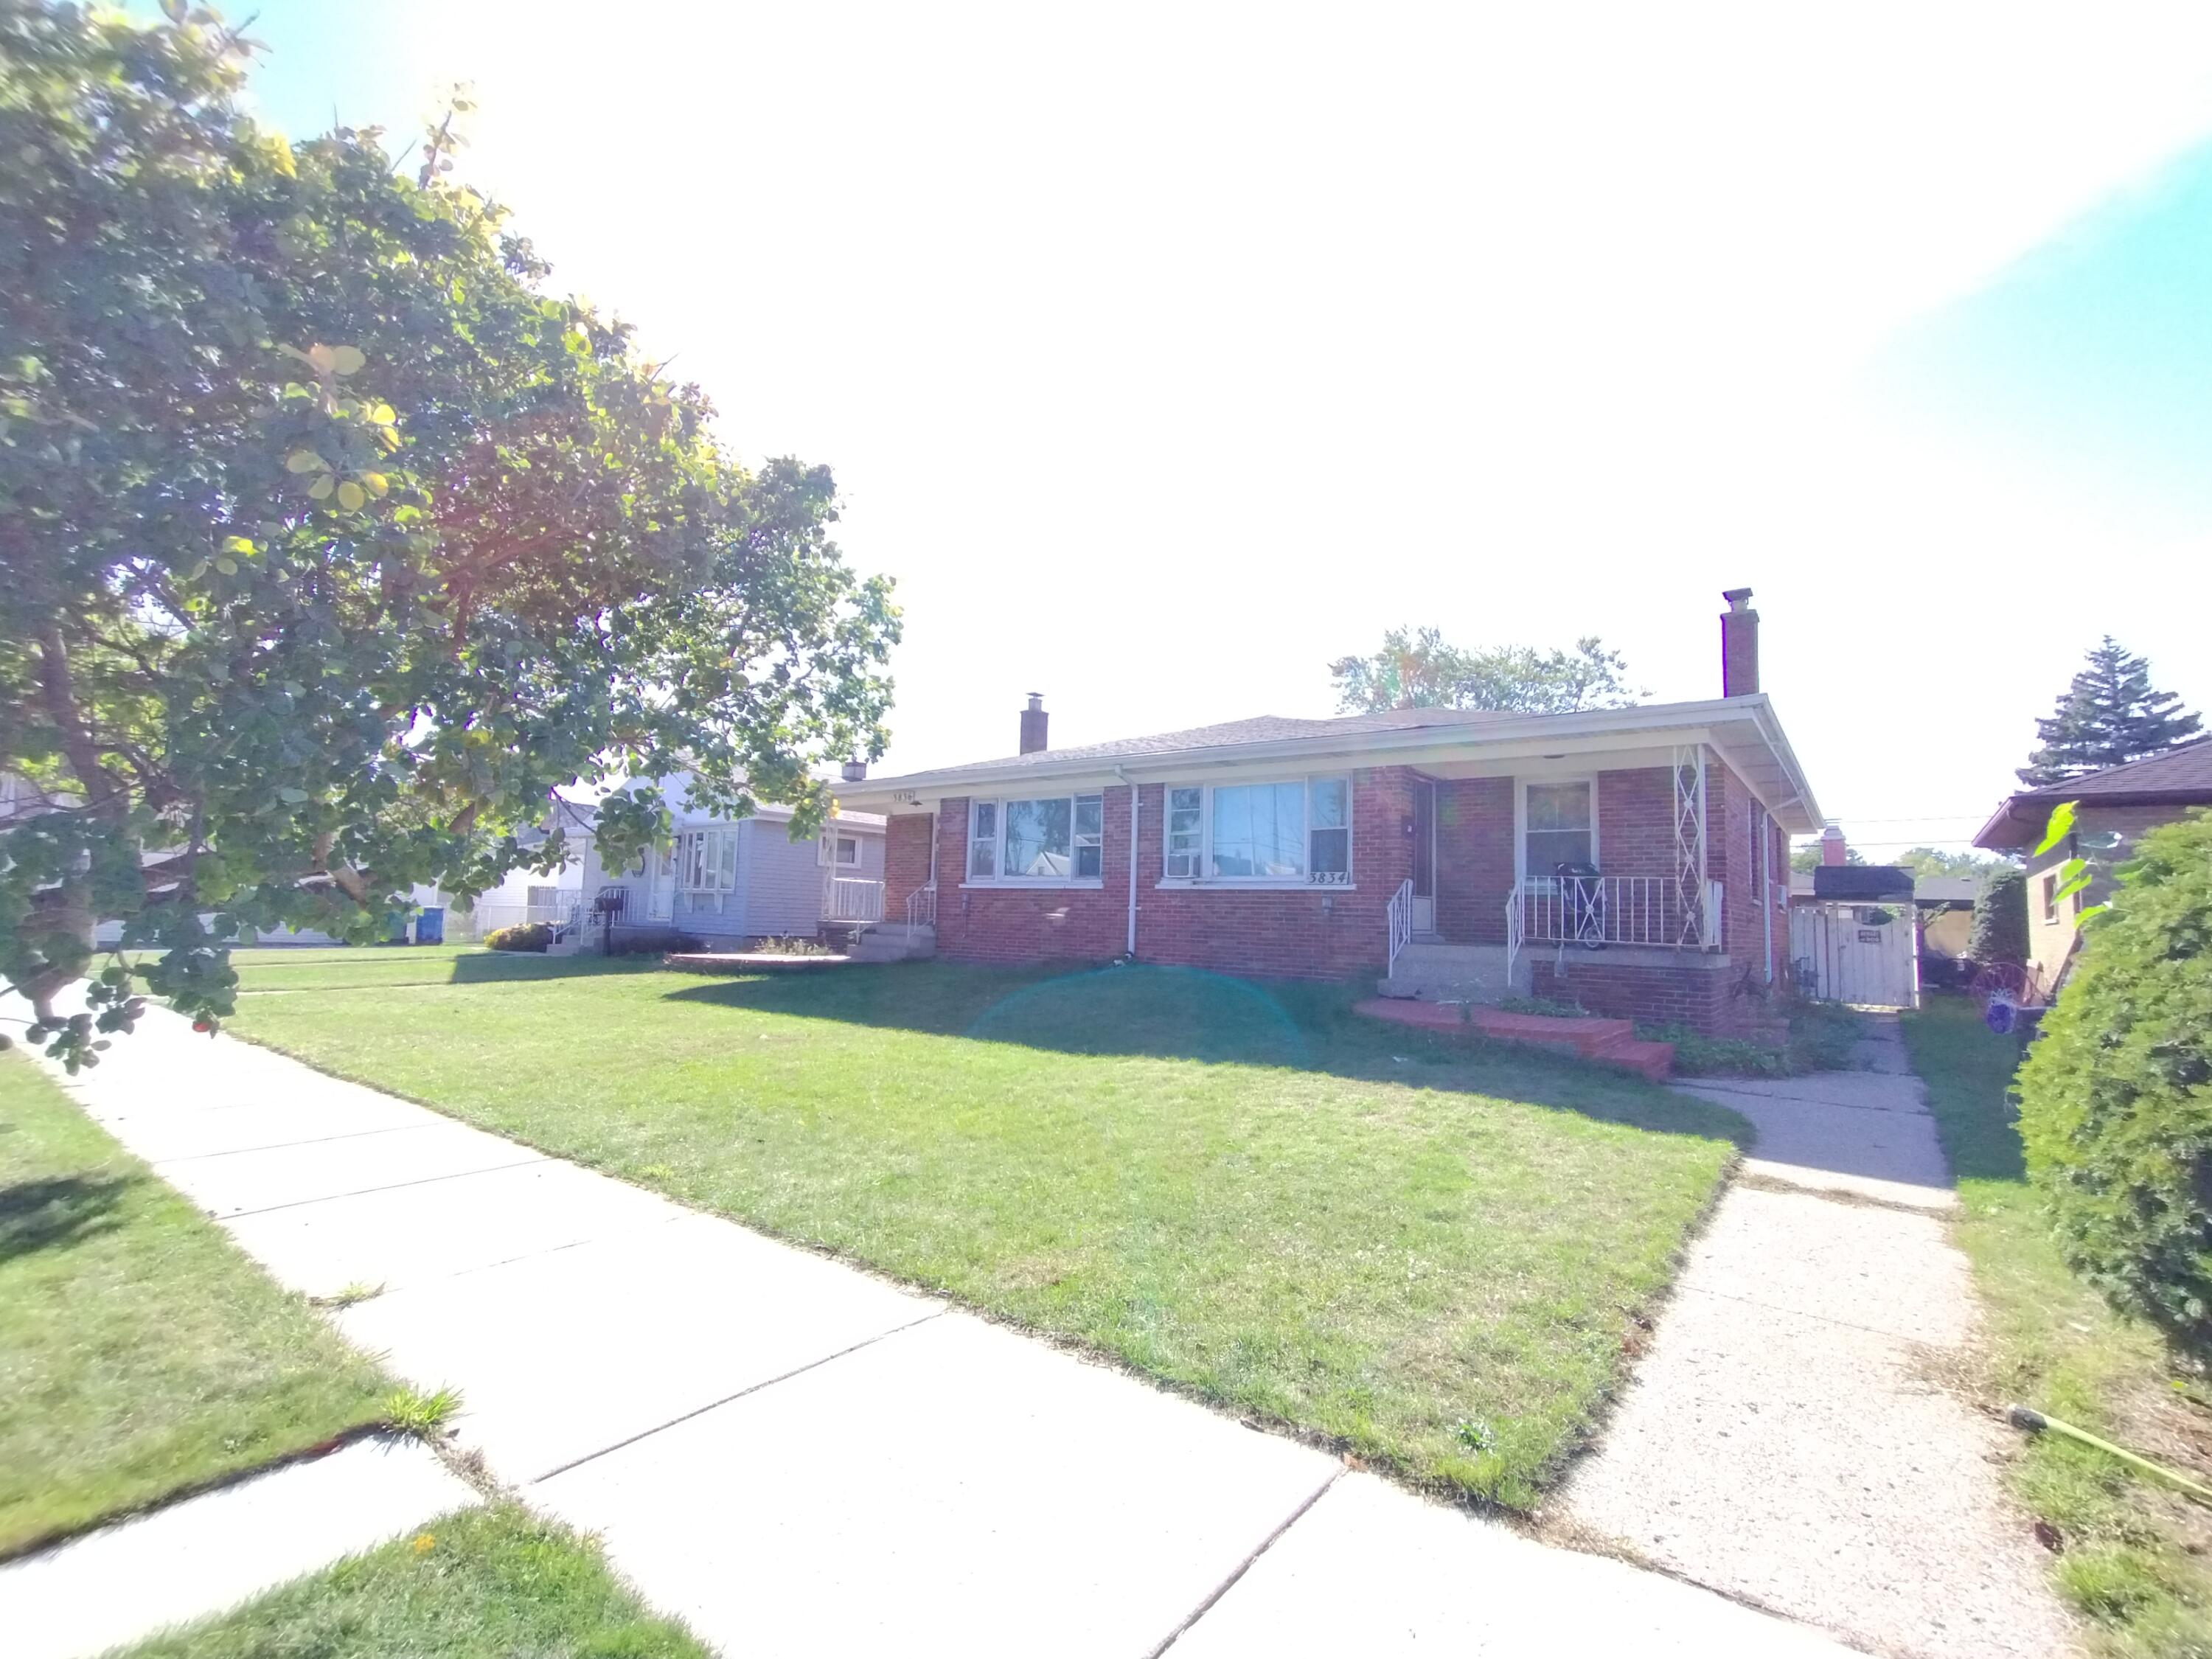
[470,776,887,948]
[1972,737,2212,995]
[839,591,1819,1040]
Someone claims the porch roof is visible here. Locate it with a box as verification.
[842,694,1822,832]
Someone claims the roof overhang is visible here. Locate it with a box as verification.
[841,695,1823,833]
[1975,788,2212,850]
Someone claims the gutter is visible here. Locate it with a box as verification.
[1114,766,1139,958]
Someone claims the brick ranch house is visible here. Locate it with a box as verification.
[841,592,1821,1040]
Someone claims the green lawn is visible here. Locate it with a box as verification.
[0,1051,390,1557]
[119,1503,710,1659]
[220,946,1747,1507]
[1901,996,2212,1654]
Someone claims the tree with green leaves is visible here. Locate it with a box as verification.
[2018,637,2200,787]
[0,2,898,1067]
[1328,628,1640,715]
[1882,846,2009,882]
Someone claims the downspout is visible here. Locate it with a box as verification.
[1115,768,1140,959]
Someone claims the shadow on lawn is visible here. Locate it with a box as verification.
[662,961,1751,1145]
[0,1172,135,1262]
[234,950,657,995]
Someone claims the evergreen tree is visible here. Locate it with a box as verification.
[2019,638,2202,787]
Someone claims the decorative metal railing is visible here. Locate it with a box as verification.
[905,883,937,928]
[1511,875,1716,950]
[1386,878,1414,976]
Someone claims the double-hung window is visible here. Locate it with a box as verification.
[967,793,1104,883]
[1523,782,1594,880]
[1162,777,1353,885]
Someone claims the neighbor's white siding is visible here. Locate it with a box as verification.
[741,819,841,937]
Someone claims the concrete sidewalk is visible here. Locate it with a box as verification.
[10,1004,1854,1658]
[1563,1017,2076,1659]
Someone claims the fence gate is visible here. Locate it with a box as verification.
[1789,903,1919,1009]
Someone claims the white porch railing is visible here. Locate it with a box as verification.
[1386,878,1414,976]
[1509,876,1718,951]
[905,883,937,928]
[823,875,885,922]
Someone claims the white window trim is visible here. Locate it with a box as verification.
[819,832,862,867]
[676,825,741,894]
[1514,776,1600,888]
[1154,775,1356,890]
[961,793,1107,888]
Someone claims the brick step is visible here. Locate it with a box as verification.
[1353,998,1674,1080]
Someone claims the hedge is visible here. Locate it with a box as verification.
[1967,864,2029,965]
[482,922,553,953]
[2017,810,2212,1350]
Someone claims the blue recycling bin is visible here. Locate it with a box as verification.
[417,906,445,945]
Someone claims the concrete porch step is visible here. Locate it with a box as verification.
[848,922,936,963]
[1378,941,1528,1004]
[1352,998,1674,1081]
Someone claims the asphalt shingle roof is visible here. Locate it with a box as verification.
[2032,738,2212,800]
[902,706,1514,779]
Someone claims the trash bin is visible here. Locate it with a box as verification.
[417,906,445,945]
[385,909,411,944]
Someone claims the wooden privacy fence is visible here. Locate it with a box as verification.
[1789,903,1919,1009]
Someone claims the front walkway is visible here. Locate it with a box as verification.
[3,1004,1848,1658]
[1563,1017,2076,1659]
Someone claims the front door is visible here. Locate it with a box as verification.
[1411,778,1437,934]
[647,846,674,921]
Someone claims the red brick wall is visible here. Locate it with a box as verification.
[884,813,933,919]
[931,768,1417,978]
[1594,766,1677,882]
[1434,777,1514,944]
[1707,757,1790,984]
[1529,953,1785,1042]
[936,790,1131,963]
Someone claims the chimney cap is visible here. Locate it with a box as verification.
[1722,587,1754,611]
[840,759,868,783]
[1026,692,1044,711]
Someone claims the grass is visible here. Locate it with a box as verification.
[119,1502,711,1659]
[217,945,1750,1508]
[1899,995,2212,1655]
[0,1051,391,1558]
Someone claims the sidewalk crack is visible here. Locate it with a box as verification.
[1146,1466,1345,1657]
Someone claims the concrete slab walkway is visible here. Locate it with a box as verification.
[4,1000,1857,1657]
[1562,1015,2076,1659]
[1,1436,474,1659]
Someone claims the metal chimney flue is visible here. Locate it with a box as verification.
[1019,693,1048,755]
[1720,588,1759,697]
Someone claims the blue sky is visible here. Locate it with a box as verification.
[1878,138,2212,534]
[142,3,2212,854]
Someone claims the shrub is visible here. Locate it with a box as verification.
[1967,865,2029,964]
[482,923,552,953]
[751,935,832,956]
[2017,811,2212,1351]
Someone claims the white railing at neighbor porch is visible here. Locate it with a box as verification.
[823,875,885,922]
[1511,876,1717,950]
[469,898,580,939]
[905,883,937,928]
[1386,878,1414,976]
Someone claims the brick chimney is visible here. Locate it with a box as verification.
[1018,692,1048,756]
[1719,587,1759,697]
[1820,821,1847,866]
